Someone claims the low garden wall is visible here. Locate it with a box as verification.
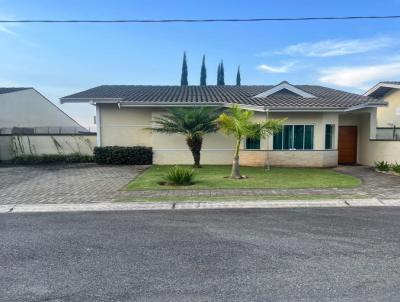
[0,134,96,161]
[358,139,400,166]
[240,150,338,167]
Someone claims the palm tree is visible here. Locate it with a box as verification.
[149,107,221,168]
[218,105,284,179]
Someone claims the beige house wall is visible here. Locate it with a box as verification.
[377,89,400,127]
[0,135,96,161]
[98,104,345,167]
[357,113,400,165]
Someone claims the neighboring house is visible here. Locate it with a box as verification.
[0,87,95,161]
[364,82,400,139]
[0,87,88,134]
[61,81,386,167]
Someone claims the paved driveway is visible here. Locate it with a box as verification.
[0,164,147,204]
[1,207,400,301]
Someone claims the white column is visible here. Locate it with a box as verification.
[369,108,377,139]
[96,104,102,146]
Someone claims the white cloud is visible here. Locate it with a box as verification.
[276,37,395,57]
[0,13,19,35]
[318,61,400,89]
[257,62,295,73]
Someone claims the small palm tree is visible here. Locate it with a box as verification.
[149,107,221,168]
[218,105,284,179]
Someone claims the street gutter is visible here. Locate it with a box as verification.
[1,198,400,213]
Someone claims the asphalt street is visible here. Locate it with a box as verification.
[1,207,400,301]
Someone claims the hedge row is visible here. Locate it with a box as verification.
[93,146,152,165]
[12,153,94,165]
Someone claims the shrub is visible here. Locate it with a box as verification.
[12,153,93,165]
[164,166,194,186]
[391,162,400,174]
[93,146,152,165]
[375,161,390,172]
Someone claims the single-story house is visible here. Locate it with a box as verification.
[0,87,88,134]
[61,81,387,167]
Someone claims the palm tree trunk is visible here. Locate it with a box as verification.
[230,138,242,178]
[186,136,203,168]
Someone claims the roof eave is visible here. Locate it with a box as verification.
[364,82,400,97]
[60,97,123,104]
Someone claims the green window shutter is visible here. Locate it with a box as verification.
[273,132,283,150]
[304,125,314,149]
[246,137,260,150]
[294,125,305,149]
[283,125,293,150]
[325,125,333,149]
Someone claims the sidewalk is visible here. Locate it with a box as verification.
[2,198,400,213]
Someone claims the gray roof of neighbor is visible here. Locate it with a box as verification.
[364,81,400,98]
[0,87,31,95]
[380,81,400,85]
[61,84,384,109]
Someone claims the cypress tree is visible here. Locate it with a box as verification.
[236,66,241,86]
[217,63,221,85]
[180,52,188,86]
[200,55,207,86]
[219,60,225,86]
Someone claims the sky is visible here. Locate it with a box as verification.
[1,0,400,130]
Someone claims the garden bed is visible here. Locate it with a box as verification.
[125,165,361,190]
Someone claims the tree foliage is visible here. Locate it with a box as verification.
[180,52,188,86]
[218,105,284,178]
[148,107,222,167]
[236,66,241,86]
[200,55,207,86]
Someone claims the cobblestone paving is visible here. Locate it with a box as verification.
[121,166,400,200]
[0,164,148,204]
[1,165,399,204]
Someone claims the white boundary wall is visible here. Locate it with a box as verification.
[0,135,96,161]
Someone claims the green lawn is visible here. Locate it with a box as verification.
[125,165,361,190]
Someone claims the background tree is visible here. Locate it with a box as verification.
[217,60,225,86]
[217,63,221,85]
[218,105,284,179]
[180,52,188,86]
[236,66,241,86]
[149,107,221,168]
[200,55,207,86]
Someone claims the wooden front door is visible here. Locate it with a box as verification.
[338,126,357,164]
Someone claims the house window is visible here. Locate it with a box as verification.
[273,125,314,150]
[325,124,334,149]
[246,137,260,150]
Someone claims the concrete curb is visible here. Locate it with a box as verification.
[2,198,400,213]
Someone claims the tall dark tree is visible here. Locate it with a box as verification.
[180,52,188,86]
[216,63,221,85]
[236,66,241,86]
[218,60,225,86]
[200,55,207,86]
